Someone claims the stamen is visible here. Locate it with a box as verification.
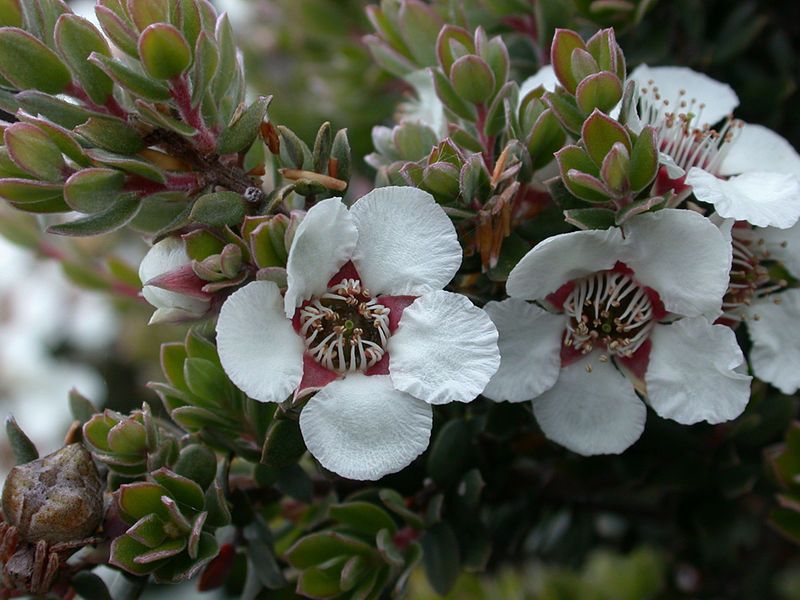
[298,279,391,373]
[721,229,788,324]
[637,83,743,175]
[562,270,655,357]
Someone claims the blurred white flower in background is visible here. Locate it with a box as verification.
[0,235,117,455]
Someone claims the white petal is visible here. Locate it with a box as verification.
[519,64,558,100]
[720,123,800,178]
[745,290,800,394]
[533,354,646,456]
[659,151,685,179]
[389,290,500,405]
[621,208,731,320]
[400,69,447,138]
[284,197,358,316]
[629,64,739,126]
[350,187,462,295]
[217,281,304,403]
[482,299,563,402]
[300,374,432,480]
[139,237,209,316]
[686,167,800,229]
[506,227,625,301]
[645,318,751,424]
[746,222,800,278]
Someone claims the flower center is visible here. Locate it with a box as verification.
[721,228,788,324]
[563,270,655,358]
[637,80,742,174]
[298,278,390,373]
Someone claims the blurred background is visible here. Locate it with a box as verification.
[2,0,800,597]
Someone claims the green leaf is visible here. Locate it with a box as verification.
[581,109,632,166]
[421,522,461,596]
[364,35,416,78]
[0,0,21,27]
[71,571,113,600]
[107,419,147,455]
[629,125,658,193]
[379,489,424,529]
[15,90,99,129]
[312,121,332,174]
[69,388,97,424]
[0,27,71,93]
[550,28,586,93]
[110,535,159,576]
[481,36,510,95]
[217,95,271,155]
[575,71,623,115]
[95,5,139,57]
[483,80,516,138]
[190,191,245,227]
[190,31,218,107]
[431,67,477,122]
[89,52,170,100]
[17,113,89,166]
[435,25,473,75]
[54,14,114,104]
[126,514,168,549]
[564,207,617,229]
[284,532,376,570]
[183,357,233,409]
[152,468,206,513]
[173,444,217,490]
[554,145,610,203]
[5,416,38,464]
[204,481,232,528]
[450,55,495,105]
[127,0,169,30]
[329,502,397,538]
[427,419,471,488]
[543,90,584,136]
[64,167,125,214]
[138,23,191,80]
[210,13,239,110]
[397,0,442,66]
[47,194,141,236]
[0,178,65,206]
[527,108,566,171]
[75,117,144,154]
[4,122,65,181]
[330,128,351,183]
[599,141,630,193]
[118,482,171,523]
[86,148,167,182]
[297,563,346,599]
[260,418,306,469]
[152,532,218,584]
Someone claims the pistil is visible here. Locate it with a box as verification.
[563,270,656,358]
[298,278,391,372]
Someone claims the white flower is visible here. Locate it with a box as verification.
[629,64,800,229]
[482,209,751,456]
[216,187,500,480]
[139,237,211,324]
[722,222,800,394]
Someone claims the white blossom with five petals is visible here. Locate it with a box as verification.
[482,208,751,456]
[215,187,500,480]
[629,64,800,229]
[722,221,800,394]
